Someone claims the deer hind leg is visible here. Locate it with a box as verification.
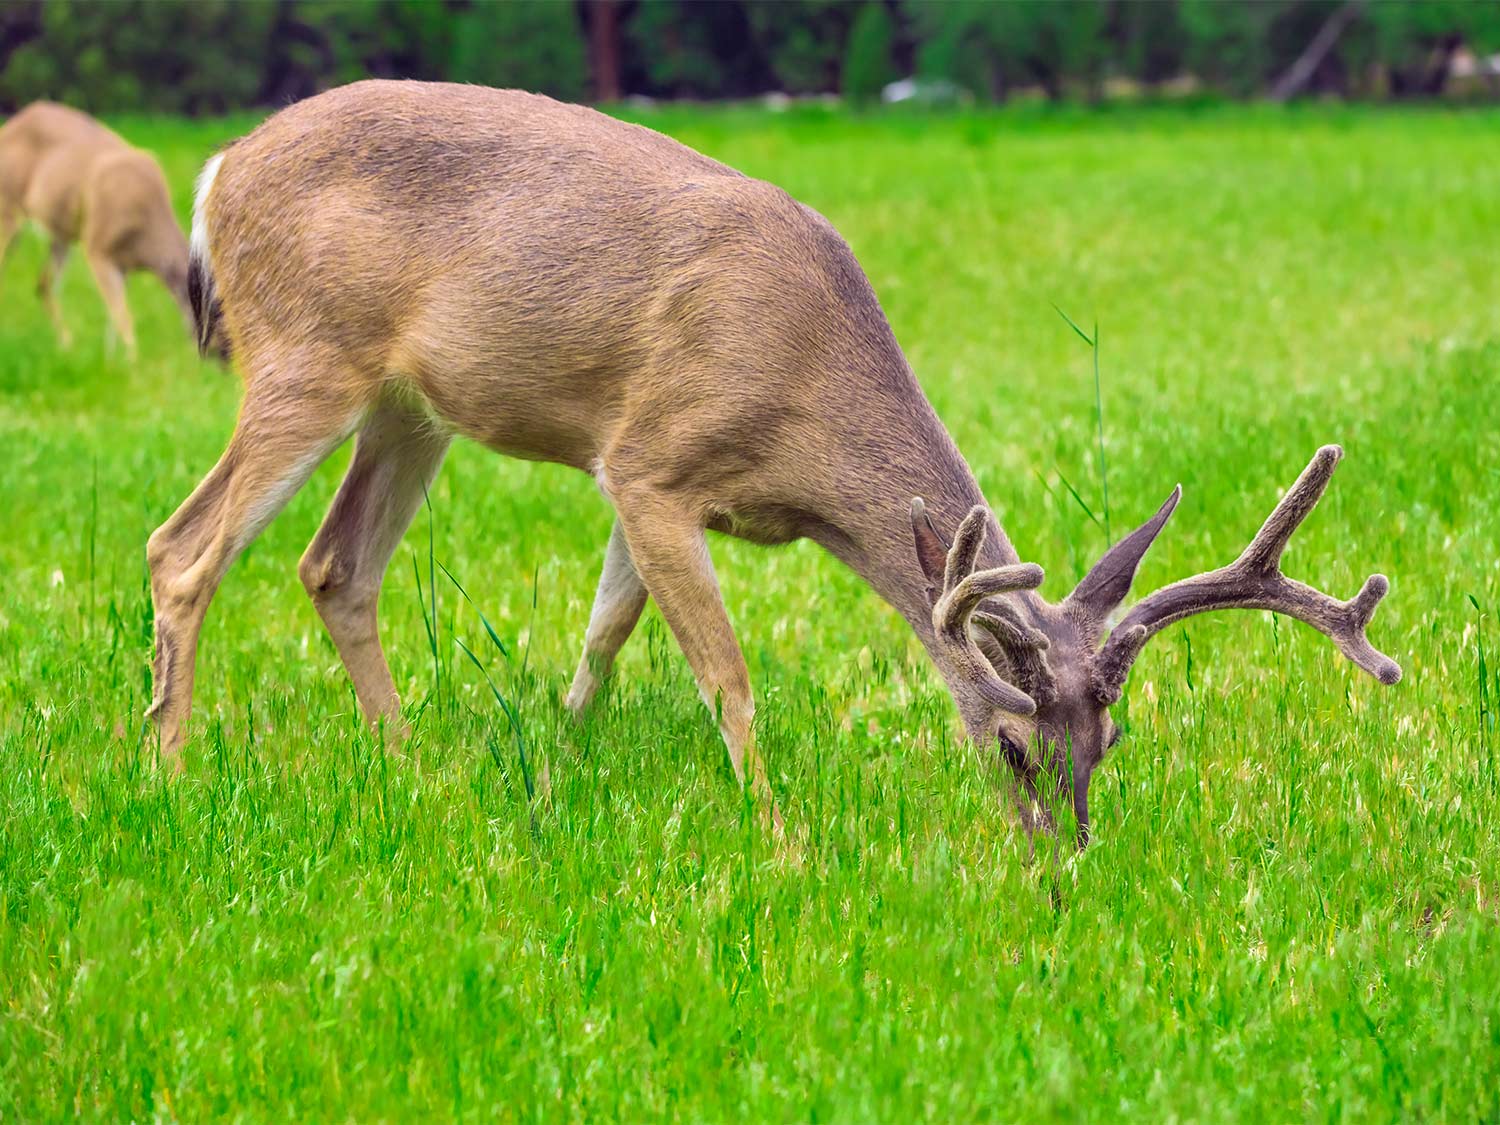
[565,518,649,717]
[147,360,367,761]
[298,397,450,736]
[611,486,781,830]
[85,250,134,357]
[38,239,71,347]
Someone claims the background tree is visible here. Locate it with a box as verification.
[0,0,274,114]
[586,0,623,102]
[842,2,897,106]
[1179,0,1284,97]
[448,0,587,101]
[745,0,858,96]
[625,0,770,98]
[907,0,1110,103]
[1,0,1498,115]
[1114,0,1189,89]
[907,0,1013,102]
[1365,0,1500,96]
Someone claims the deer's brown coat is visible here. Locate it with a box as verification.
[0,101,191,353]
[149,81,1399,840]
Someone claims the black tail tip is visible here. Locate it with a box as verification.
[186,255,229,361]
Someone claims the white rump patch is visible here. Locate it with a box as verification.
[189,152,225,272]
[590,457,612,498]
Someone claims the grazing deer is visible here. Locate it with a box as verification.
[150,80,1400,839]
[0,101,192,354]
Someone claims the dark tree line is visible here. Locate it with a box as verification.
[0,0,1496,115]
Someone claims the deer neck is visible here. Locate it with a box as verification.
[808,388,1033,647]
[152,240,194,328]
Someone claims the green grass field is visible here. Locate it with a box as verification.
[3,104,1498,1120]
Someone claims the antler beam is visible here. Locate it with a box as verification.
[1091,445,1401,703]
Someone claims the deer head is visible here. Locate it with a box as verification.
[912,445,1400,843]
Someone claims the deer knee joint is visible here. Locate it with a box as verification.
[145,525,173,575]
[145,526,198,607]
[298,546,356,602]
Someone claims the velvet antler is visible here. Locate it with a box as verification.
[913,499,1051,714]
[1091,445,1401,703]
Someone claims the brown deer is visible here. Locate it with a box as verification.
[0,101,192,354]
[149,80,1400,840]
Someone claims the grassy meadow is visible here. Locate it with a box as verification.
[2,104,1498,1120]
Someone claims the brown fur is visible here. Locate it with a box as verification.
[149,81,1399,844]
[0,101,191,352]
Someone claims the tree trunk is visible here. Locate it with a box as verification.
[586,0,622,103]
[1419,35,1462,97]
[1268,0,1366,102]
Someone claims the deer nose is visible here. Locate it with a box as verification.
[1072,762,1093,847]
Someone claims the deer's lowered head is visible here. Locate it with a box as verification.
[909,444,1400,844]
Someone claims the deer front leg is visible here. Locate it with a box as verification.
[147,361,365,762]
[565,518,648,717]
[612,486,781,832]
[38,239,71,348]
[0,203,20,271]
[85,251,134,358]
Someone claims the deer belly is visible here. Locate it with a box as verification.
[398,352,620,474]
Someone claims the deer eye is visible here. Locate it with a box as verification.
[995,731,1029,769]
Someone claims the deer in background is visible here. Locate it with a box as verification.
[149,80,1401,841]
[0,101,192,355]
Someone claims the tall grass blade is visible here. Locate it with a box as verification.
[1091,320,1111,544]
[411,552,438,720]
[1054,304,1111,543]
[423,483,442,713]
[1470,594,1493,792]
[455,634,533,802]
[1054,468,1105,534]
[436,559,510,661]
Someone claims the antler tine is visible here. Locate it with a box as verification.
[932,505,1048,716]
[972,606,1049,653]
[1092,447,1402,705]
[935,507,1044,632]
[942,507,989,594]
[1241,444,1342,574]
[936,563,1046,633]
[972,609,1058,708]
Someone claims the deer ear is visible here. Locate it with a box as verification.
[910,497,949,601]
[1066,486,1181,626]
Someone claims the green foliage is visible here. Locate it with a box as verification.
[626,0,724,98]
[842,2,897,105]
[1364,0,1500,94]
[1179,0,1286,97]
[908,0,1109,101]
[1,0,1498,111]
[908,0,1005,101]
[745,0,856,95]
[448,0,587,100]
[0,0,274,115]
[624,0,773,99]
[2,104,1500,1118]
[288,0,453,85]
[1114,0,1189,86]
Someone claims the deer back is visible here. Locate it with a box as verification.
[1,103,126,236]
[203,80,927,524]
